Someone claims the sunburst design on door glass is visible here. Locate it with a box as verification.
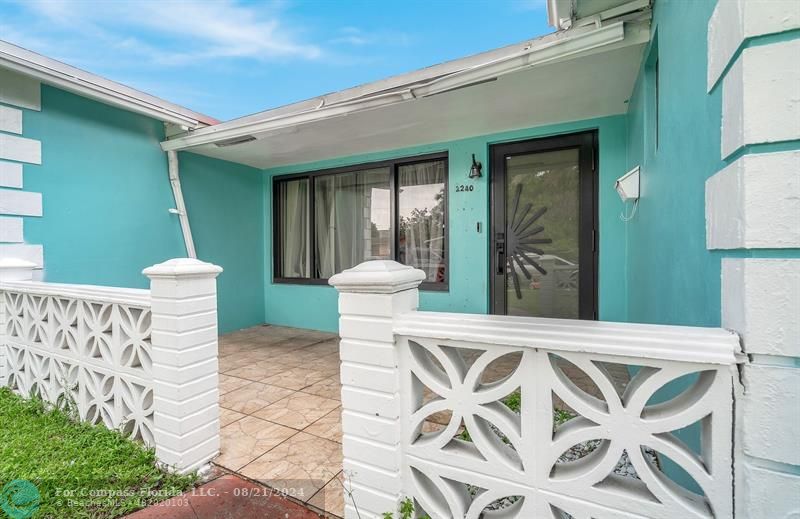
[507,183,552,299]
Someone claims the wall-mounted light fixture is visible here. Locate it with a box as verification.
[615,166,640,201]
[469,154,483,179]
[616,166,640,222]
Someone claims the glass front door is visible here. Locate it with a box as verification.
[490,132,597,319]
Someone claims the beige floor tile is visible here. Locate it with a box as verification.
[239,432,343,502]
[291,349,337,364]
[220,382,294,415]
[220,327,261,341]
[254,393,340,430]
[308,472,345,518]
[268,352,308,368]
[303,359,340,377]
[220,407,247,427]
[219,374,253,395]
[226,362,288,382]
[216,416,297,471]
[261,367,329,391]
[280,351,316,364]
[260,325,308,339]
[219,352,263,373]
[304,408,342,443]
[301,377,342,401]
[294,329,338,342]
[218,340,261,357]
[280,334,330,349]
[300,341,339,356]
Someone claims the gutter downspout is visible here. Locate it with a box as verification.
[167,150,197,258]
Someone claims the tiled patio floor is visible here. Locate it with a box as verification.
[216,325,344,518]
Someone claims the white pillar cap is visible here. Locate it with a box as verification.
[143,258,223,279]
[329,260,425,294]
[0,258,37,281]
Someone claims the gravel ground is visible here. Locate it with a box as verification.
[473,410,660,513]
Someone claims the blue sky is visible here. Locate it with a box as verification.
[0,0,552,121]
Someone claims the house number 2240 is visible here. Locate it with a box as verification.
[455,184,475,192]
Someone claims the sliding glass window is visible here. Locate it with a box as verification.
[273,153,448,289]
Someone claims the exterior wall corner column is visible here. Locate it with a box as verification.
[329,260,426,519]
[143,257,223,474]
[707,0,800,514]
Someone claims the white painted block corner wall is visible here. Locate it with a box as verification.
[721,39,800,159]
[0,67,44,273]
[707,0,800,91]
[706,151,800,249]
[707,1,800,516]
[329,261,426,519]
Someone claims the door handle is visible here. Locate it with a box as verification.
[496,242,505,275]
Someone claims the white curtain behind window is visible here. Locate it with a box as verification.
[280,179,309,277]
[315,168,390,278]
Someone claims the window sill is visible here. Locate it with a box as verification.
[272,277,448,292]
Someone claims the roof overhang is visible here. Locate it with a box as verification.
[548,0,651,30]
[163,13,650,169]
[0,40,217,128]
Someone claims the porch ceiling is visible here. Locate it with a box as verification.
[172,20,649,170]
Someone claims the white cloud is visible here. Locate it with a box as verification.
[16,0,322,65]
[329,26,411,48]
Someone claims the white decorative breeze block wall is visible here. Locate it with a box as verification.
[0,258,223,474]
[332,260,740,519]
[707,1,800,516]
[0,66,44,271]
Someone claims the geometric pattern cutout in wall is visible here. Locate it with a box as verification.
[400,337,734,519]
[3,290,154,445]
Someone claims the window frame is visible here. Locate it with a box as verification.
[272,151,449,291]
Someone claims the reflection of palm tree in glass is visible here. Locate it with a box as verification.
[399,188,446,282]
[506,183,552,299]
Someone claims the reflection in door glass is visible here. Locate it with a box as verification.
[505,148,580,319]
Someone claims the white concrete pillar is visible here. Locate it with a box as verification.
[722,258,800,518]
[0,259,36,387]
[143,258,223,474]
[329,260,425,519]
[707,0,800,513]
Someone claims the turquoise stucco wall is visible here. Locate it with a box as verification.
[623,0,800,491]
[624,0,800,329]
[624,0,725,328]
[23,85,185,286]
[263,116,630,332]
[21,85,264,333]
[178,152,266,333]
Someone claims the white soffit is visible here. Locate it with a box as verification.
[177,26,648,169]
